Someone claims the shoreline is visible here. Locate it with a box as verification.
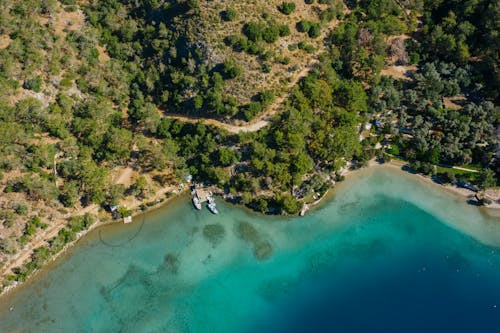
[304,159,500,216]
[381,160,500,216]
[1,159,498,299]
[0,186,189,298]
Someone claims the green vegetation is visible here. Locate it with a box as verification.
[369,0,498,185]
[297,20,321,38]
[278,2,296,15]
[221,7,238,22]
[0,0,498,291]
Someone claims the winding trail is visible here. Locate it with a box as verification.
[166,62,315,134]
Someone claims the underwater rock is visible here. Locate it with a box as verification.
[202,224,226,247]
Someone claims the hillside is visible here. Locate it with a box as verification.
[84,0,348,122]
[0,0,498,294]
[197,0,347,111]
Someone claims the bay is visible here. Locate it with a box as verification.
[1,166,499,332]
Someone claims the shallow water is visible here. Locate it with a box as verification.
[1,166,500,332]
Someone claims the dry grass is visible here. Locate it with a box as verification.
[0,34,12,50]
[198,0,347,104]
[52,7,86,37]
[96,45,110,63]
[381,34,417,81]
[380,65,417,81]
[443,95,466,110]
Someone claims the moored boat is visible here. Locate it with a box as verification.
[207,202,219,214]
[192,197,202,210]
[207,195,215,204]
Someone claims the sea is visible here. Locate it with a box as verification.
[0,166,499,332]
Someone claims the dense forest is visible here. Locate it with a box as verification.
[0,0,498,287]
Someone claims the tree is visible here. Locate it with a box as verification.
[477,169,496,191]
[79,158,109,205]
[337,81,367,113]
[59,181,80,207]
[390,37,408,65]
[106,184,125,206]
[104,127,133,162]
[131,176,149,199]
[278,194,302,214]
[217,148,240,167]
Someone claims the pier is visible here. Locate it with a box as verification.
[195,188,211,203]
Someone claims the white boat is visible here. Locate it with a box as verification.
[207,203,219,214]
[192,197,202,210]
[207,195,215,204]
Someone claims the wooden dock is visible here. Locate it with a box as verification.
[195,188,211,203]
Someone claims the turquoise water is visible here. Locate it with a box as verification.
[1,166,500,332]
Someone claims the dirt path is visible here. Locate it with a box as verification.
[452,166,479,173]
[1,164,136,278]
[165,9,349,134]
[167,62,315,134]
[1,204,99,278]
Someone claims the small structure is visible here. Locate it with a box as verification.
[300,204,309,216]
[123,216,132,224]
[196,188,211,203]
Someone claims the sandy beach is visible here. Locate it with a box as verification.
[381,160,500,215]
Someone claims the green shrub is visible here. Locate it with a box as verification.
[12,202,28,215]
[262,25,280,43]
[298,41,315,53]
[296,20,312,33]
[243,102,262,121]
[277,2,296,15]
[221,8,237,21]
[296,20,320,38]
[243,22,265,42]
[258,90,275,106]
[221,60,242,79]
[0,211,16,228]
[23,77,43,92]
[278,24,291,37]
[308,23,321,38]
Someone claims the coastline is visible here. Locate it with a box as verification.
[305,159,500,217]
[381,160,500,216]
[1,159,498,299]
[0,185,189,298]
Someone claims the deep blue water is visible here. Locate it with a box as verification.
[0,167,499,332]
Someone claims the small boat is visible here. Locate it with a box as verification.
[192,197,202,210]
[207,195,215,204]
[207,203,219,214]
